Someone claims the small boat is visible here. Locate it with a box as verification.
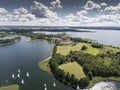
[26,72,30,77]
[12,74,15,78]
[44,83,47,87]
[21,79,24,84]
[18,69,20,73]
[77,85,80,90]
[44,87,47,90]
[17,73,20,78]
[53,82,56,87]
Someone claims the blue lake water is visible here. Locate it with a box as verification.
[0,36,74,90]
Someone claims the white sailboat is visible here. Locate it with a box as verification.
[18,69,21,73]
[44,87,47,90]
[77,85,80,90]
[44,83,47,87]
[26,72,30,77]
[53,82,56,87]
[21,79,24,84]
[5,80,8,83]
[17,73,20,78]
[12,74,15,78]
[44,83,47,90]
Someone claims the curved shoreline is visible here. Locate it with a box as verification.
[89,80,120,90]
[38,44,120,89]
[38,56,52,74]
[86,77,120,89]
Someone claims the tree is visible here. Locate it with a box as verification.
[70,74,78,88]
[79,77,90,89]
[92,43,103,48]
[87,71,93,80]
[65,72,71,84]
[81,45,87,50]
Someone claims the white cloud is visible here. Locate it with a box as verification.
[0,1,120,26]
[84,0,101,10]
[65,10,94,25]
[77,10,88,16]
[31,1,58,18]
[0,8,8,14]
[64,8,120,26]
[50,0,62,9]
[0,12,36,23]
[100,3,107,7]
[104,3,120,13]
[13,7,28,15]
[17,14,36,21]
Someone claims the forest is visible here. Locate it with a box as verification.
[49,40,120,89]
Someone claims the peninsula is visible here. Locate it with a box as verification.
[37,33,120,89]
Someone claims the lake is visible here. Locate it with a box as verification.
[0,29,120,90]
[34,29,120,47]
[0,36,74,90]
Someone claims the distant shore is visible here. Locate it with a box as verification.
[0,37,21,46]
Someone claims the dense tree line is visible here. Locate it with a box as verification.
[68,51,120,77]
[49,46,81,88]
[49,47,91,89]
[71,37,92,44]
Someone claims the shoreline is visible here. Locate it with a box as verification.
[0,84,19,90]
[0,40,19,46]
[86,77,120,89]
[39,57,120,89]
[38,42,120,89]
[38,56,52,74]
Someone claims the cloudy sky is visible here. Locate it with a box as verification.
[0,0,120,26]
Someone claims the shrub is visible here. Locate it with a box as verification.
[79,77,90,89]
[81,45,87,50]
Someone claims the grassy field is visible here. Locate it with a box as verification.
[56,43,99,56]
[58,62,86,80]
[38,56,51,73]
[85,45,99,56]
[0,85,19,90]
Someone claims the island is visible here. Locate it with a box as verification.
[0,37,21,45]
[36,33,120,89]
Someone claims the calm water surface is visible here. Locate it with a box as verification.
[0,36,74,90]
[71,30,120,47]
